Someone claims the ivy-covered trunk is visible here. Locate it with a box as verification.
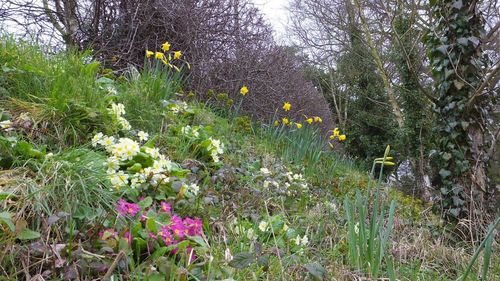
[425,0,494,222]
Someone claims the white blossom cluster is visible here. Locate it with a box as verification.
[107,103,131,130]
[207,137,224,163]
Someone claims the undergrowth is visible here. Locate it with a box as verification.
[0,38,498,280]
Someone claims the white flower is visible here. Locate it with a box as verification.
[107,87,117,95]
[246,228,257,240]
[170,105,180,114]
[138,131,149,142]
[111,138,140,160]
[152,160,165,174]
[187,183,200,195]
[263,180,270,188]
[106,156,120,172]
[109,171,129,189]
[92,132,104,147]
[260,167,270,175]
[300,235,309,246]
[224,248,233,262]
[192,128,200,137]
[108,103,126,117]
[181,125,191,135]
[294,234,309,246]
[283,224,289,232]
[100,135,115,148]
[0,120,12,130]
[354,222,359,235]
[207,137,224,162]
[118,117,131,130]
[150,173,167,186]
[144,147,161,159]
[258,221,268,232]
[294,235,301,246]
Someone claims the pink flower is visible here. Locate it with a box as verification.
[171,215,182,224]
[158,225,174,245]
[183,217,203,236]
[124,231,132,245]
[148,232,157,239]
[116,199,141,217]
[160,201,171,213]
[171,221,185,239]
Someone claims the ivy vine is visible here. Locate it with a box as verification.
[424,0,490,219]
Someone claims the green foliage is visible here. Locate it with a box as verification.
[458,218,499,281]
[424,1,490,218]
[392,15,433,158]
[338,27,398,161]
[0,39,110,147]
[344,146,396,278]
[1,37,496,281]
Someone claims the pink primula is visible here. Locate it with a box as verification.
[161,201,171,213]
[116,198,141,217]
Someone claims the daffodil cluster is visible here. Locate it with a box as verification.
[273,102,323,130]
[145,41,190,71]
[329,128,346,141]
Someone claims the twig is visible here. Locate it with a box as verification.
[102,250,125,280]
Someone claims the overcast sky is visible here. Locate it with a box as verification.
[252,0,290,42]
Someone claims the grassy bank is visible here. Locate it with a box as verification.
[0,39,498,280]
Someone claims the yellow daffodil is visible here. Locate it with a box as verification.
[161,42,171,52]
[282,102,291,111]
[339,134,346,141]
[282,117,289,125]
[306,118,313,124]
[333,128,340,137]
[296,123,303,129]
[173,51,182,59]
[240,86,249,96]
[155,52,164,60]
[274,120,279,126]
[314,116,322,123]
[329,135,336,140]
[146,50,154,58]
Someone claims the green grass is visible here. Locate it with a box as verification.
[0,38,498,280]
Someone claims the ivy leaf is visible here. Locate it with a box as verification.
[468,36,479,47]
[439,169,452,179]
[449,208,461,217]
[436,45,449,54]
[304,263,326,280]
[457,37,469,46]
[452,0,463,9]
[228,252,255,269]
